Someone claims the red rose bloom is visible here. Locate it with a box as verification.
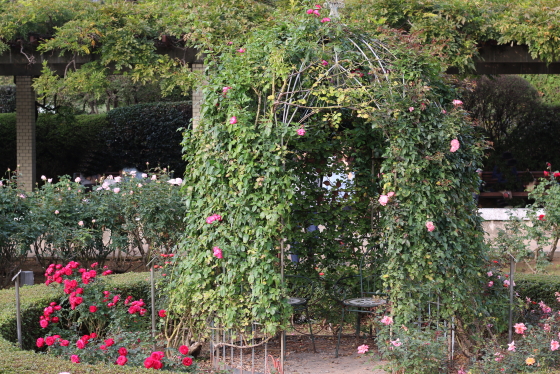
[105,338,115,347]
[116,355,127,366]
[182,357,193,366]
[76,339,86,349]
[539,214,546,221]
[144,357,156,369]
[554,172,560,178]
[158,309,167,318]
[45,336,56,346]
[544,171,550,176]
[151,351,164,360]
[118,347,128,356]
[179,345,189,355]
[71,355,80,363]
[36,338,44,348]
[153,360,163,369]
[60,339,70,346]
[89,332,97,339]
[40,320,49,328]
[89,305,98,313]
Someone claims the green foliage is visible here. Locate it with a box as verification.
[0,272,186,374]
[463,75,560,173]
[0,102,190,180]
[522,75,560,107]
[0,86,15,113]
[167,1,487,341]
[515,274,560,308]
[104,102,190,174]
[0,169,185,276]
[376,325,449,374]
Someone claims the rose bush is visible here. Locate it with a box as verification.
[36,261,195,371]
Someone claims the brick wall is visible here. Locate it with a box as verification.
[15,76,36,192]
[191,63,205,129]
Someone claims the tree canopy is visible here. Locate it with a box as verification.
[1,0,560,100]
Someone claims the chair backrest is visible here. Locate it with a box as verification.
[285,275,315,300]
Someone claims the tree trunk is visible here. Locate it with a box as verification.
[547,235,559,262]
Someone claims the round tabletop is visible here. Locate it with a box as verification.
[343,297,386,308]
[287,297,307,306]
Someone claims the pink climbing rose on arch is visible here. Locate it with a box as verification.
[213,247,223,259]
[426,221,435,232]
[450,139,460,152]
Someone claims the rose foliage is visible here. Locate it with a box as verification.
[166,1,488,338]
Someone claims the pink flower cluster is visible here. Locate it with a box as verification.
[378,191,395,206]
[450,139,460,153]
[426,221,436,232]
[380,315,393,325]
[36,335,69,348]
[40,302,62,328]
[357,344,369,354]
[206,214,223,224]
[514,323,527,334]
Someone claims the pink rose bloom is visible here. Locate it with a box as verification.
[441,109,447,114]
[71,355,80,363]
[391,339,402,347]
[78,221,84,226]
[114,176,121,182]
[223,86,232,94]
[313,9,320,16]
[321,17,331,22]
[151,175,157,181]
[113,187,120,193]
[306,9,314,14]
[76,339,86,349]
[380,316,393,325]
[60,339,69,346]
[213,246,223,259]
[314,4,322,9]
[452,99,463,106]
[507,341,516,352]
[450,139,460,152]
[297,128,306,136]
[36,337,45,347]
[426,221,435,232]
[230,116,237,124]
[514,323,527,334]
[237,48,246,53]
[387,191,395,197]
[54,210,59,215]
[409,107,414,112]
[41,175,46,181]
[487,271,493,277]
[75,177,81,183]
[378,195,389,206]
[357,344,369,354]
[551,340,560,351]
[142,173,148,178]
[89,305,97,313]
[321,60,328,66]
[488,281,494,287]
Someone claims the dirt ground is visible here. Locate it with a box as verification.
[195,334,389,374]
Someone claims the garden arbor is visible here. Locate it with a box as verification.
[165,6,487,346]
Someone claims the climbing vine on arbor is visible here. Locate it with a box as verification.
[165,1,488,338]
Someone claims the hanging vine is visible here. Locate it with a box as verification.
[165,1,488,339]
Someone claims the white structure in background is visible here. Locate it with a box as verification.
[324,1,345,19]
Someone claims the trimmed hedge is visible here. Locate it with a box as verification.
[0,272,185,373]
[0,101,191,181]
[515,273,560,308]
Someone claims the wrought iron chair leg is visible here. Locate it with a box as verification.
[356,311,361,339]
[335,306,345,358]
[304,306,317,353]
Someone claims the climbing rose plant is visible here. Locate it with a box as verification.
[166,1,487,338]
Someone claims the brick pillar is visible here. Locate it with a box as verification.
[15,76,36,192]
[191,63,205,129]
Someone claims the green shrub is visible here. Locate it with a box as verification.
[103,102,191,175]
[515,273,560,308]
[0,272,181,373]
[0,86,15,113]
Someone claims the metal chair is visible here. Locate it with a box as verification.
[333,248,387,357]
[285,275,317,353]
